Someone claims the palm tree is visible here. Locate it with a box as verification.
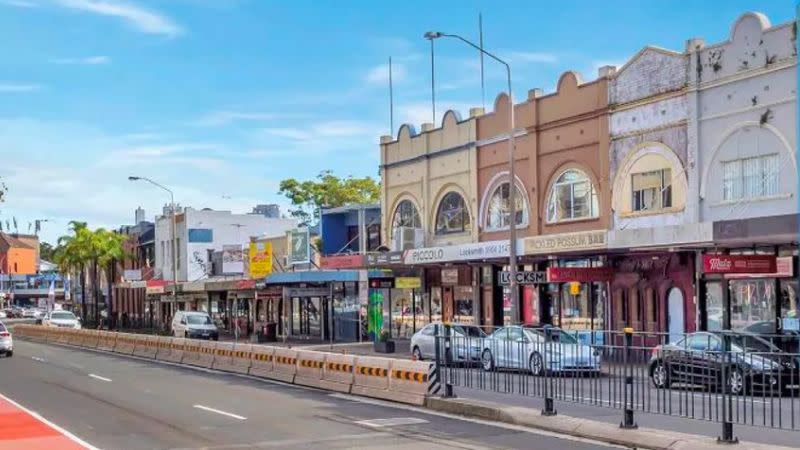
[93,228,126,329]
[55,221,90,321]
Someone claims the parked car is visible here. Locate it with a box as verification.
[0,310,6,319]
[742,321,800,354]
[410,322,486,362]
[172,311,218,340]
[0,322,12,357]
[42,310,82,329]
[481,325,601,375]
[21,308,36,318]
[649,332,783,395]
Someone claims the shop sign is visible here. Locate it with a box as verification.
[726,256,794,279]
[394,277,421,289]
[366,251,404,266]
[370,279,394,289]
[285,287,329,297]
[248,241,273,279]
[234,279,256,290]
[441,268,460,285]
[288,228,310,265]
[321,254,365,269]
[404,240,511,265]
[499,271,547,285]
[546,267,613,283]
[702,255,777,274]
[524,231,607,255]
[123,269,142,281]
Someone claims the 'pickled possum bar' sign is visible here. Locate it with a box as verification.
[702,255,777,274]
[524,230,607,255]
[404,240,511,265]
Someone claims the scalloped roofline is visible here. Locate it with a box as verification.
[694,11,791,52]
[389,108,473,142]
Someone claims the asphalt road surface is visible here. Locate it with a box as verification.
[0,340,620,450]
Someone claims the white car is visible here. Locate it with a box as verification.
[22,308,37,318]
[0,321,12,357]
[410,322,485,362]
[0,310,6,319]
[43,310,82,329]
[172,311,219,340]
[481,325,601,375]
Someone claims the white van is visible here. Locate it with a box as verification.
[172,311,218,340]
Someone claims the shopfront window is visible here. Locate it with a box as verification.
[431,287,442,323]
[558,282,605,331]
[453,286,475,325]
[391,289,413,338]
[416,292,430,331]
[781,279,799,331]
[731,279,777,333]
[706,282,723,331]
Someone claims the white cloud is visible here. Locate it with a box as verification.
[395,101,475,129]
[365,62,407,85]
[51,55,111,65]
[0,82,42,92]
[53,0,182,37]
[261,120,376,142]
[0,0,38,7]
[503,51,558,64]
[191,110,305,127]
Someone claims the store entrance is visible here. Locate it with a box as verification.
[290,296,331,340]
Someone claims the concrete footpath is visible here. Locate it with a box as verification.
[426,397,795,450]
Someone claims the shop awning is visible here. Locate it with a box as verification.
[264,270,360,284]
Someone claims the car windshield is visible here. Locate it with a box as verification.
[51,312,76,320]
[731,334,778,353]
[186,315,212,325]
[457,326,485,338]
[526,327,579,344]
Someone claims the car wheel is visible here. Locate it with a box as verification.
[6,351,12,358]
[481,349,495,372]
[184,331,189,339]
[726,367,746,395]
[651,361,670,389]
[412,346,423,361]
[529,352,544,376]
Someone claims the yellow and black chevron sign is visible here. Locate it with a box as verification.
[233,351,250,359]
[275,356,297,365]
[391,369,428,383]
[252,353,272,362]
[326,362,353,373]
[299,359,324,369]
[356,366,388,377]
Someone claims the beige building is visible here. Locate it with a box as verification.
[379,108,484,249]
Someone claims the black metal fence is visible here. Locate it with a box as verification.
[432,324,800,442]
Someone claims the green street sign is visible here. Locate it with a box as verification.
[288,229,310,265]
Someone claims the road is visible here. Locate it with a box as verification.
[0,340,619,450]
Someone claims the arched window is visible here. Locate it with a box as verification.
[546,169,599,222]
[435,192,470,235]
[391,200,421,232]
[485,182,528,231]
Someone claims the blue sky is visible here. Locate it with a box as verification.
[0,0,794,245]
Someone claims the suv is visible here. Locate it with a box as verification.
[172,311,218,340]
[0,322,12,357]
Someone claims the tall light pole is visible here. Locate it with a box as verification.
[424,31,519,323]
[128,176,178,306]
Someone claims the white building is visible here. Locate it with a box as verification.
[155,207,297,282]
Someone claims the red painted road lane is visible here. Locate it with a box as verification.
[0,393,94,449]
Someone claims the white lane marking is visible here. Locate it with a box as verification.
[354,417,429,427]
[193,404,247,420]
[32,356,46,362]
[0,391,100,450]
[88,374,112,382]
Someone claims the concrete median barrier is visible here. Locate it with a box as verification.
[55,328,72,345]
[351,356,392,400]
[132,335,158,359]
[67,328,84,346]
[113,333,136,355]
[387,359,432,406]
[269,348,297,384]
[157,337,185,363]
[152,336,172,360]
[211,341,235,372]
[230,343,252,375]
[181,341,203,366]
[96,331,117,352]
[294,350,326,389]
[81,329,100,348]
[196,340,217,368]
[43,327,58,343]
[248,345,274,378]
[321,353,355,394]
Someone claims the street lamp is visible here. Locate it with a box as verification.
[424,31,520,324]
[128,176,179,306]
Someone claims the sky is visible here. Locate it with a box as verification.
[0,0,795,245]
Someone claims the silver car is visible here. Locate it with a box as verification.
[481,326,601,375]
[410,322,485,362]
[0,321,12,357]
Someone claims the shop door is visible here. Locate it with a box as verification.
[667,288,685,343]
[291,297,330,339]
[442,287,454,322]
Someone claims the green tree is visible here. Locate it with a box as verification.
[278,170,380,226]
[55,221,91,321]
[40,242,56,261]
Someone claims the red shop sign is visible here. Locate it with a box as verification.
[702,255,777,274]
[320,254,365,269]
[546,267,614,283]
